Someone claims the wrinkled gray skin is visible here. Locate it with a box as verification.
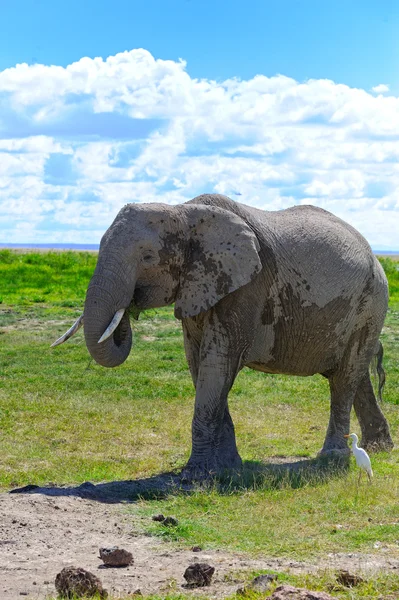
[84,194,393,477]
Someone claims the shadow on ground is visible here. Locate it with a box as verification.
[9,454,349,503]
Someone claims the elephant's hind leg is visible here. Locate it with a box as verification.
[321,323,394,456]
[353,372,393,451]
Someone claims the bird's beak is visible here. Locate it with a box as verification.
[344,434,350,438]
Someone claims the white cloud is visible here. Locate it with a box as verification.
[0,49,398,249]
[372,84,390,94]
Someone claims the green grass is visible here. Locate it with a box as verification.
[0,249,97,310]
[379,256,399,309]
[138,467,399,556]
[1,251,398,600]
[45,568,399,600]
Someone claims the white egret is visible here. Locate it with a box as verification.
[344,433,373,483]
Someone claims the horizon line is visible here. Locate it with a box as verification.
[1,243,399,255]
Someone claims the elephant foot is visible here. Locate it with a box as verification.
[317,443,350,471]
[181,452,243,482]
[180,464,214,482]
[362,432,394,453]
[318,437,351,458]
[318,447,350,457]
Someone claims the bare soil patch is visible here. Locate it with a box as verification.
[1,318,76,333]
[1,492,398,600]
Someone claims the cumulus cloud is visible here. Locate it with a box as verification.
[0,49,398,249]
[372,83,390,94]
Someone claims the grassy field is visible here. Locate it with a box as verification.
[0,250,398,599]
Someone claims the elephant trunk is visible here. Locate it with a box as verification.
[83,259,135,368]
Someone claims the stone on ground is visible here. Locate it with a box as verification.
[99,546,133,567]
[271,584,337,599]
[55,565,107,598]
[183,562,215,587]
[335,569,364,587]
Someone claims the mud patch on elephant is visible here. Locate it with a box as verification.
[356,278,375,315]
[189,239,222,279]
[267,284,351,374]
[261,297,275,325]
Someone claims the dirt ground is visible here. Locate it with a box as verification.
[1,487,399,600]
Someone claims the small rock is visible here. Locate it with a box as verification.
[55,566,107,598]
[151,514,178,525]
[271,584,336,599]
[236,587,247,596]
[237,573,277,595]
[252,574,277,591]
[191,546,202,552]
[163,516,178,526]
[183,563,215,587]
[336,570,364,587]
[99,547,133,567]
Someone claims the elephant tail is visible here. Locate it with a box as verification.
[371,340,386,402]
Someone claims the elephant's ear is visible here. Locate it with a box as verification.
[174,205,262,319]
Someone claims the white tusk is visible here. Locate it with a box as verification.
[98,309,125,344]
[51,314,84,348]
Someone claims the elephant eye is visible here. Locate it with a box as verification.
[141,249,159,266]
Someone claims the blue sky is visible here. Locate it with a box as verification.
[1,0,398,89]
[0,0,398,248]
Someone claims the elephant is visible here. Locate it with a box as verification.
[53,193,393,477]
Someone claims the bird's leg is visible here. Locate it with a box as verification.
[367,471,372,484]
[358,470,362,486]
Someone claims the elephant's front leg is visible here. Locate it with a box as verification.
[183,320,243,479]
[320,372,355,456]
